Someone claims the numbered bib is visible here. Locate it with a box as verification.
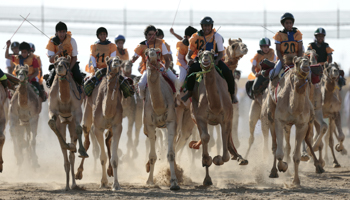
[93,44,110,69]
[282,41,298,56]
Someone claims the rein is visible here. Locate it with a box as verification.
[188,55,214,78]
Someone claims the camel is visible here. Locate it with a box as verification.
[48,56,88,191]
[189,49,247,186]
[9,65,41,169]
[76,57,124,190]
[267,56,324,186]
[322,62,347,167]
[0,79,9,172]
[142,48,180,190]
[121,61,139,159]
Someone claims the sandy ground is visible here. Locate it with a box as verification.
[1,100,350,199]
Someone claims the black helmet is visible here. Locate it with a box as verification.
[29,43,35,52]
[96,27,108,38]
[314,28,326,36]
[185,26,197,37]
[200,16,214,25]
[55,21,67,32]
[11,41,20,49]
[156,29,164,37]
[280,12,295,25]
[19,42,31,51]
[144,25,157,37]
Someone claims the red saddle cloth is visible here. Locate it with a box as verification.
[162,74,176,93]
[310,64,323,84]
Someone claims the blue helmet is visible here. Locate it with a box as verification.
[115,35,125,44]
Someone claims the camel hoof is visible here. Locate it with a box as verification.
[189,141,200,149]
[170,185,180,190]
[333,162,341,168]
[146,179,154,185]
[112,183,121,191]
[170,179,180,190]
[341,148,347,155]
[300,154,310,162]
[203,176,213,186]
[237,156,248,165]
[146,161,150,173]
[107,167,114,177]
[213,156,224,166]
[65,186,70,191]
[78,147,89,158]
[335,144,342,152]
[269,168,279,178]
[0,164,3,173]
[315,164,325,174]
[202,156,212,167]
[75,170,83,180]
[320,159,326,168]
[100,181,108,188]
[292,180,301,187]
[278,161,288,172]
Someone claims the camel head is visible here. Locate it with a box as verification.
[293,56,310,79]
[106,56,123,75]
[122,60,133,77]
[15,64,29,82]
[198,49,215,71]
[323,62,340,81]
[304,49,318,65]
[54,55,71,77]
[145,48,161,66]
[226,38,248,58]
[234,70,241,80]
[133,76,141,96]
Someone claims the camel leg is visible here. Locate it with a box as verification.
[133,115,142,160]
[145,124,157,185]
[213,122,230,166]
[57,123,70,191]
[328,120,341,168]
[91,132,100,171]
[197,120,213,186]
[0,116,5,172]
[215,126,221,156]
[29,117,40,169]
[261,113,270,157]
[245,100,261,158]
[232,103,240,149]
[269,121,279,178]
[334,112,347,155]
[284,125,292,164]
[95,126,109,188]
[175,109,194,154]
[191,128,200,164]
[48,115,72,151]
[291,124,308,186]
[208,125,215,151]
[75,124,90,180]
[106,130,113,177]
[275,119,288,173]
[111,124,122,191]
[68,122,79,189]
[312,110,328,152]
[167,121,180,190]
[304,123,325,174]
[174,106,184,153]
[126,115,134,159]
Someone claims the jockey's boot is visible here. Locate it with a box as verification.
[181,90,193,102]
[231,93,238,104]
[0,79,7,89]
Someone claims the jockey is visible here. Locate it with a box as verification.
[115,34,129,61]
[5,41,46,101]
[0,68,7,89]
[156,28,176,74]
[44,21,84,88]
[131,25,176,99]
[87,27,117,74]
[251,38,276,75]
[5,41,19,74]
[269,12,304,79]
[307,28,333,64]
[181,16,237,104]
[175,26,198,90]
[29,43,44,91]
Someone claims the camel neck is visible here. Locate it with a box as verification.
[204,68,222,114]
[59,78,71,103]
[103,74,119,119]
[147,67,166,115]
[18,83,28,107]
[290,74,308,115]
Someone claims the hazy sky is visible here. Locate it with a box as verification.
[1,0,349,11]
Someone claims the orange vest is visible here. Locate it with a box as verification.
[273,28,302,57]
[176,41,195,67]
[134,38,164,74]
[250,48,276,73]
[33,54,43,84]
[116,48,129,61]
[189,29,217,58]
[46,31,74,58]
[11,54,35,76]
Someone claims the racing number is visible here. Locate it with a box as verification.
[195,39,204,50]
[96,53,105,63]
[60,50,68,57]
[284,43,296,54]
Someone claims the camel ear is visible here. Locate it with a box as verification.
[14,65,20,72]
[293,56,298,64]
[228,38,232,45]
[238,38,242,42]
[54,55,59,62]
[198,50,203,56]
[105,56,110,64]
[334,62,338,69]
[66,55,71,63]
[211,49,215,55]
[145,49,149,56]
[24,64,29,72]
[324,61,328,69]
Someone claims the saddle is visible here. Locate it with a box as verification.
[310,64,323,84]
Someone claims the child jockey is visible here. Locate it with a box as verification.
[115,35,129,61]
[5,41,19,74]
[307,28,333,64]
